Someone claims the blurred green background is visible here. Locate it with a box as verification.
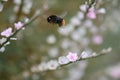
[0,0,120,80]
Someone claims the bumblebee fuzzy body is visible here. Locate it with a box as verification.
[47,15,65,27]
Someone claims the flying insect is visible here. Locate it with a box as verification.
[47,15,65,27]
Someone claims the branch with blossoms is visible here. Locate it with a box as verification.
[59,47,112,68]
[0,10,40,52]
[86,0,96,12]
[78,0,105,21]
[30,47,112,72]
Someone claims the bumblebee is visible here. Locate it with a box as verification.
[47,15,65,27]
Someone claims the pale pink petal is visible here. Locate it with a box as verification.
[1,27,12,37]
[106,64,120,79]
[80,4,87,12]
[14,21,24,30]
[87,10,96,19]
[66,52,78,62]
[87,7,96,19]
[92,35,103,45]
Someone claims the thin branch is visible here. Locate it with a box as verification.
[0,10,40,49]
[86,0,96,13]
[59,47,112,68]
[15,0,24,22]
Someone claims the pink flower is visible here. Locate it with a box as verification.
[66,52,78,62]
[80,4,87,12]
[109,69,120,79]
[106,64,120,79]
[87,8,96,19]
[14,21,24,30]
[1,27,12,37]
[92,35,103,45]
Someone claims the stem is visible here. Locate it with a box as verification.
[0,11,40,49]
[15,0,24,22]
[59,48,111,68]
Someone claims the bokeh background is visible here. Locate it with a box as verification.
[0,0,120,80]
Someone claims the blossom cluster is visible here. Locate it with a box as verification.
[0,21,24,52]
[80,3,106,19]
[0,0,48,53]
[31,51,99,72]
[30,47,111,73]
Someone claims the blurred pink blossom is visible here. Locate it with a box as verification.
[106,64,120,79]
[109,68,120,79]
[80,4,87,12]
[66,52,78,62]
[92,35,103,45]
[87,8,96,19]
[14,21,24,30]
[1,27,12,37]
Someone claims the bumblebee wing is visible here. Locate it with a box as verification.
[59,12,67,18]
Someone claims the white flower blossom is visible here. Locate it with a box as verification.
[0,38,7,44]
[46,34,56,44]
[0,47,5,52]
[58,56,69,64]
[38,62,48,71]
[81,51,89,58]
[47,60,59,70]
[97,8,106,14]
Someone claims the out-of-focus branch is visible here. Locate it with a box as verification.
[15,0,24,22]
[84,0,96,20]
[86,0,96,13]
